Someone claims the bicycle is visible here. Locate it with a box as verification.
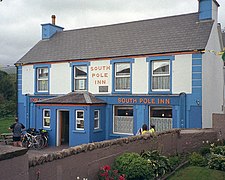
[21,129,44,149]
[39,129,49,148]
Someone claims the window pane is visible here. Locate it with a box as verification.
[114,106,133,134]
[75,66,87,77]
[44,118,50,126]
[116,63,130,75]
[116,77,130,89]
[44,110,50,117]
[77,120,84,129]
[115,106,133,116]
[94,120,99,128]
[152,76,170,89]
[43,110,50,127]
[77,111,84,118]
[38,68,48,78]
[75,79,86,90]
[38,80,48,91]
[150,107,172,132]
[94,111,99,118]
[153,61,169,75]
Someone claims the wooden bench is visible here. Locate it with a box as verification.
[0,133,13,145]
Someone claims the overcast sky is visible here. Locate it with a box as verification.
[0,0,224,67]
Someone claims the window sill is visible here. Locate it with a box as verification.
[34,92,49,95]
[109,133,133,137]
[72,130,86,134]
[93,128,103,133]
[42,128,52,131]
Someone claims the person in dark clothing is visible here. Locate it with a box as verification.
[9,117,25,147]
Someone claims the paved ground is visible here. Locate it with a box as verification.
[0,141,69,160]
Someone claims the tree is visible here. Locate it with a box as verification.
[0,70,16,118]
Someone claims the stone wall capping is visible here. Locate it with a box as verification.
[27,128,216,168]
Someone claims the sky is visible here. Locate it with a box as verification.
[0,0,224,67]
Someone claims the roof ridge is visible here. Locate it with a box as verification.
[62,12,199,33]
[83,92,92,103]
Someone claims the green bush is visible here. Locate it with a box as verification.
[168,155,182,170]
[211,146,225,156]
[113,152,154,180]
[208,154,225,171]
[189,152,208,167]
[141,150,172,178]
[199,146,211,156]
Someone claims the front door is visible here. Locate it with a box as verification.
[57,110,69,146]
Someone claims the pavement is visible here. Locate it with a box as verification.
[0,141,69,160]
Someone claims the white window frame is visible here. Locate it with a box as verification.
[43,109,50,128]
[37,67,49,92]
[94,110,100,129]
[76,110,84,130]
[74,66,87,91]
[149,106,172,132]
[151,60,170,91]
[115,63,130,91]
[113,106,133,135]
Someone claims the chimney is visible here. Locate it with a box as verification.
[198,0,220,21]
[52,15,56,25]
[41,15,64,40]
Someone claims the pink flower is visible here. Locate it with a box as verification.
[103,165,111,171]
[119,174,126,180]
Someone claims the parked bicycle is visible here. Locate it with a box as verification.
[21,128,46,149]
[39,129,49,148]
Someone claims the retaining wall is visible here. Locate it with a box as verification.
[28,129,217,180]
[0,128,220,180]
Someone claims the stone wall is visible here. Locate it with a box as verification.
[212,113,225,139]
[28,129,217,180]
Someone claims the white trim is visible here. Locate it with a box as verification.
[76,110,84,130]
[113,105,134,135]
[43,109,50,128]
[94,110,100,129]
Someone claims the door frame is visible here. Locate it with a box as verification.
[56,109,69,146]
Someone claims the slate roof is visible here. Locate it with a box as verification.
[17,12,214,65]
[36,92,106,104]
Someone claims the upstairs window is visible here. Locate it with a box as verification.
[37,67,49,92]
[152,60,170,91]
[43,109,50,128]
[74,66,87,91]
[115,63,130,91]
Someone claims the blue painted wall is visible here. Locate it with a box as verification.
[41,23,64,40]
[186,54,202,128]
[199,0,212,20]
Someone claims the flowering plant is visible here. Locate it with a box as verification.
[98,165,126,180]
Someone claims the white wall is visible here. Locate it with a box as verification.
[202,21,224,128]
[50,63,71,94]
[89,60,111,94]
[172,54,192,94]
[22,65,34,94]
[132,57,148,94]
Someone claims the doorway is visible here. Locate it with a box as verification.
[57,110,69,146]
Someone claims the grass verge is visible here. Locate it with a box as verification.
[169,166,225,180]
[0,116,14,135]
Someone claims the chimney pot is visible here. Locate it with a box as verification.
[51,15,56,25]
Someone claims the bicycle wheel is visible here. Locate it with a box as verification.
[34,135,45,149]
[21,137,29,148]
